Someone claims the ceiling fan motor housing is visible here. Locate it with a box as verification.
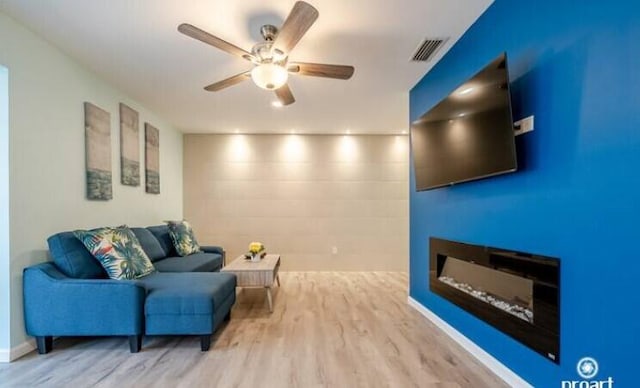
[252,25,287,65]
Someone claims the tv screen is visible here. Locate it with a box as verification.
[411,53,517,191]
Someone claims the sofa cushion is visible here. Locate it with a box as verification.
[166,220,201,256]
[153,252,222,273]
[137,272,236,315]
[147,225,177,257]
[74,226,156,280]
[47,231,107,279]
[131,227,166,262]
[137,272,236,335]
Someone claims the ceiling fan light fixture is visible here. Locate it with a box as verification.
[251,63,288,90]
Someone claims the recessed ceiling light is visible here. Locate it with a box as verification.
[458,113,466,117]
[459,87,474,95]
[271,100,283,108]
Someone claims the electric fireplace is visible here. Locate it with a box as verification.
[429,238,560,363]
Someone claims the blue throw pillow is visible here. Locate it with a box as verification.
[74,226,156,280]
[166,220,201,256]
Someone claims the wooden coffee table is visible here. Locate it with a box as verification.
[221,254,281,312]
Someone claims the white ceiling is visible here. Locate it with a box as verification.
[0,0,492,134]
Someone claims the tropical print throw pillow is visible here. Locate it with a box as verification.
[74,226,156,280]
[166,220,201,256]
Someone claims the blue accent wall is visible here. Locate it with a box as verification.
[409,1,639,386]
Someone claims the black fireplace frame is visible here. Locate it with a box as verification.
[429,237,560,363]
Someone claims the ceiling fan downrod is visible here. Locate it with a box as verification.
[260,24,278,42]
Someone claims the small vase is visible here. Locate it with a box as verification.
[251,254,261,263]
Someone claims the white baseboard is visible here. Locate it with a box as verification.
[407,296,532,388]
[0,339,36,363]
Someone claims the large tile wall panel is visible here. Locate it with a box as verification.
[184,134,408,271]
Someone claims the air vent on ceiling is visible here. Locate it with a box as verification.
[410,37,449,62]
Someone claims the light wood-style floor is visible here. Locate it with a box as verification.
[0,272,506,388]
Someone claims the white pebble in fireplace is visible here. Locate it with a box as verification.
[438,275,534,323]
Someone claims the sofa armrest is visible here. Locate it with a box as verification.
[201,245,224,255]
[24,262,146,336]
[201,245,226,265]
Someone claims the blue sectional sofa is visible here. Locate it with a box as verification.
[23,225,236,354]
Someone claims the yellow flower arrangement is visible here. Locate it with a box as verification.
[249,242,265,254]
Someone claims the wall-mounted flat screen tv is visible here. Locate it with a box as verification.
[411,53,517,191]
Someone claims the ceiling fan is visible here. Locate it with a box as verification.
[178,1,354,106]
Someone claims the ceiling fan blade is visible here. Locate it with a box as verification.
[288,62,355,80]
[178,23,254,61]
[275,84,295,106]
[204,71,251,92]
[272,1,319,56]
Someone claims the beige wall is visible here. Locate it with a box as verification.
[184,134,409,271]
[0,11,183,356]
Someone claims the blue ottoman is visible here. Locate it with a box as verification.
[137,272,237,350]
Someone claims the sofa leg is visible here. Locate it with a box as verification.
[35,336,52,354]
[129,335,142,353]
[200,335,211,351]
